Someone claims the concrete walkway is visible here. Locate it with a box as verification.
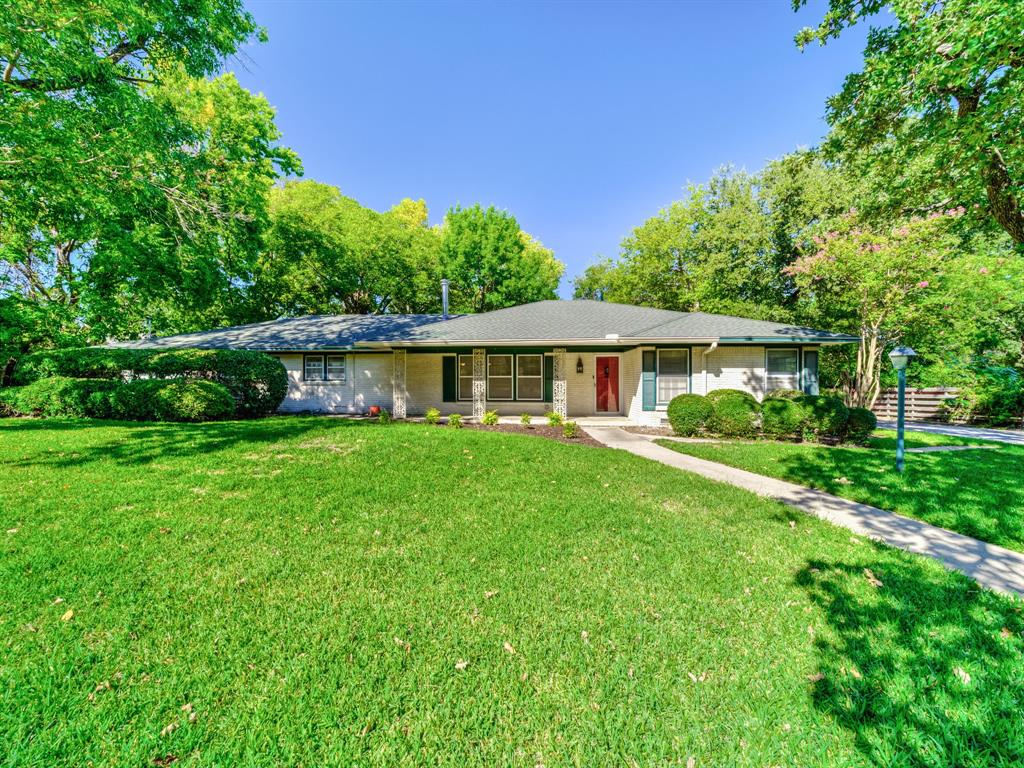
[585,426,1024,597]
[878,420,1024,446]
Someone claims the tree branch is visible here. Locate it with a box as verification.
[8,35,149,92]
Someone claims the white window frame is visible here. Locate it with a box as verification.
[303,354,325,382]
[457,354,474,401]
[325,354,346,382]
[515,354,544,401]
[487,354,514,401]
[656,348,689,405]
[765,348,800,392]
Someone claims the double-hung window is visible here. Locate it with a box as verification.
[487,354,513,400]
[766,349,799,392]
[304,355,325,381]
[457,355,474,400]
[516,354,543,400]
[657,349,689,404]
[326,355,346,382]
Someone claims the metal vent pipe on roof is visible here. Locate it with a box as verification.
[441,279,450,319]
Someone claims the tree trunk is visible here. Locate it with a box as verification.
[982,149,1024,246]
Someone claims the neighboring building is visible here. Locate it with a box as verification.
[113,300,857,425]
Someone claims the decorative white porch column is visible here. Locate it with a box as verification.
[552,347,567,419]
[472,348,486,420]
[391,349,407,419]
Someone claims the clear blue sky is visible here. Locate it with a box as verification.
[234,0,869,297]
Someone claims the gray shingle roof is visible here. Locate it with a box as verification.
[108,314,447,351]
[109,300,857,350]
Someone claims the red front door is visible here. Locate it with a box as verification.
[595,356,620,413]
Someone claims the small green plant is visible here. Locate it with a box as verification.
[545,411,563,427]
[562,421,580,439]
[481,410,499,425]
[797,394,849,442]
[377,409,392,425]
[706,389,760,438]
[761,397,807,440]
[447,412,463,428]
[519,412,533,427]
[424,407,441,425]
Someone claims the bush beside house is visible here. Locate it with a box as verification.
[0,347,287,422]
[667,389,871,445]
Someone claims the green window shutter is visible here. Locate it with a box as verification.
[442,356,457,402]
[543,355,554,402]
[642,351,656,411]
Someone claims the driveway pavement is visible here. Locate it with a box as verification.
[878,420,1024,445]
[585,426,1024,598]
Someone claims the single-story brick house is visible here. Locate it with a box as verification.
[115,300,857,425]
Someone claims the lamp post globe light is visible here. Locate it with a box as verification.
[888,346,917,472]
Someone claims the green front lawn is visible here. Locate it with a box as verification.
[2,418,1022,766]
[657,430,1024,552]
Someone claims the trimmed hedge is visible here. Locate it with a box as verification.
[764,388,804,401]
[706,389,760,438]
[0,377,119,417]
[846,407,877,445]
[102,379,236,422]
[798,394,849,440]
[761,397,806,440]
[12,347,287,417]
[667,393,713,436]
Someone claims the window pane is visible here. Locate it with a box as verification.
[658,350,688,376]
[459,376,473,400]
[304,356,324,380]
[326,355,346,380]
[488,355,512,376]
[658,376,687,402]
[458,355,473,376]
[489,378,513,399]
[517,355,542,377]
[517,378,542,400]
[767,350,798,375]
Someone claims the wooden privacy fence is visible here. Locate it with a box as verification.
[871,388,958,421]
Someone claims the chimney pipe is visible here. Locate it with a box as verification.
[441,279,450,319]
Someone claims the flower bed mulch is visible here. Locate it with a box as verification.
[460,422,604,448]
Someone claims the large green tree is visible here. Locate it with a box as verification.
[795,0,1024,245]
[0,0,297,341]
[573,154,851,318]
[440,204,563,313]
[252,181,443,317]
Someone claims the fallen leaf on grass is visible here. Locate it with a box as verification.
[863,569,883,588]
[6,528,17,535]
[1001,627,1014,639]
[60,609,74,622]
[152,755,178,767]
[455,660,469,671]
[484,590,498,599]
[160,722,178,738]
[393,637,410,652]
[834,477,852,485]
[503,641,517,655]
[954,666,971,685]
[789,520,796,529]
[806,672,824,682]
[53,596,64,605]
[848,666,862,680]
[686,757,696,768]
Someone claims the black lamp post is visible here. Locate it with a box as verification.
[888,346,917,472]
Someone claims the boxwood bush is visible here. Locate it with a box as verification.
[102,379,235,422]
[666,393,712,436]
[764,388,804,401]
[798,394,849,441]
[845,406,878,445]
[706,389,760,438]
[12,347,287,417]
[0,377,119,418]
[761,397,807,440]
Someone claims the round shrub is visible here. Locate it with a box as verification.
[667,393,712,436]
[706,389,760,437]
[12,347,287,417]
[105,379,235,422]
[765,388,804,401]
[846,406,877,445]
[761,397,807,440]
[797,394,849,441]
[0,376,119,417]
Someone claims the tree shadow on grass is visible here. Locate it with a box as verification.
[0,415,377,470]
[797,554,1024,767]
[774,444,1024,552]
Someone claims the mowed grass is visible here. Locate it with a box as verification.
[656,429,1024,553]
[1,418,1023,767]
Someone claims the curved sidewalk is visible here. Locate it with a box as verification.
[585,427,1024,598]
